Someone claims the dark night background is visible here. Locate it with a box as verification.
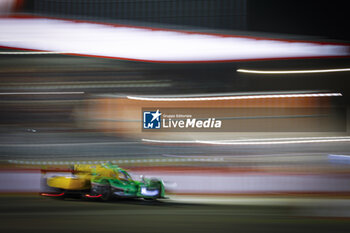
[247,0,349,41]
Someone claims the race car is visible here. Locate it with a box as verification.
[40,162,165,201]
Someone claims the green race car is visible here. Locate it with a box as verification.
[41,162,165,201]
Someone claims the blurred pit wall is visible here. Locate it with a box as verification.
[3,168,350,194]
[75,95,347,140]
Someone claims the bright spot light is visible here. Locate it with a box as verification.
[237,68,350,74]
[127,92,342,101]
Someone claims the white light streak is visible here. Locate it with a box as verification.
[0,18,348,62]
[7,157,221,165]
[127,93,342,101]
[142,139,196,144]
[237,68,350,74]
[142,136,350,145]
[328,154,350,159]
[197,138,350,145]
[0,51,66,55]
[206,136,350,142]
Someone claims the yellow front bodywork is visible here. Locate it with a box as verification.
[74,164,117,178]
[46,164,122,190]
[47,174,91,190]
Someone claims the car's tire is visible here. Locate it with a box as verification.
[90,181,112,201]
[150,180,163,199]
[100,182,112,201]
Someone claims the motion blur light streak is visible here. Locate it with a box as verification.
[328,154,350,159]
[127,92,342,101]
[328,154,350,164]
[40,192,65,197]
[142,136,350,145]
[237,68,350,74]
[1,141,139,147]
[7,157,222,165]
[197,138,350,145]
[206,136,350,142]
[85,194,102,198]
[0,81,170,90]
[0,92,85,95]
[142,139,195,144]
[0,17,349,62]
[0,51,66,54]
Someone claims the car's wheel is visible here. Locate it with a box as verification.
[150,180,163,198]
[90,181,112,201]
[100,183,112,201]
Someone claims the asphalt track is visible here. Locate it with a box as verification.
[1,195,350,233]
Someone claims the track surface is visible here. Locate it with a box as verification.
[1,196,350,233]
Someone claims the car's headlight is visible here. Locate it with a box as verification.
[140,186,159,196]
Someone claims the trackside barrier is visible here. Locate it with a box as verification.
[2,168,350,194]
